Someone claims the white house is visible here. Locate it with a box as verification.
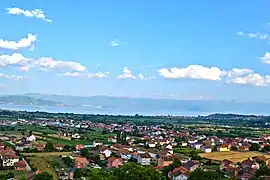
[148,142,156,148]
[1,155,19,167]
[137,153,151,166]
[173,174,188,180]
[72,133,81,139]
[200,145,212,153]
[101,149,112,158]
[93,141,103,147]
[26,134,36,142]
[181,142,188,147]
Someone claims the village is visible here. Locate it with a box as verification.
[0,117,269,180]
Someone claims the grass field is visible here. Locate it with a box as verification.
[200,151,270,162]
[22,152,72,157]
[26,157,58,180]
[0,170,28,178]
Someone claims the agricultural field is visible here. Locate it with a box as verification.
[22,152,72,157]
[200,151,270,162]
[26,157,58,180]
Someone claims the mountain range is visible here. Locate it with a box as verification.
[0,94,268,115]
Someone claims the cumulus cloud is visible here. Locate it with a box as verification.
[261,52,270,64]
[158,65,270,87]
[0,53,86,72]
[6,7,52,23]
[118,67,136,79]
[227,73,270,86]
[0,73,24,80]
[58,72,110,79]
[0,33,37,50]
[222,68,253,78]
[158,65,223,80]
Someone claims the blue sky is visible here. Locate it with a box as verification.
[1,0,270,101]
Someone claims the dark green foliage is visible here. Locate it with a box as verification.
[188,168,224,180]
[33,172,53,180]
[62,156,74,167]
[112,162,166,180]
[231,146,238,151]
[45,142,55,152]
[250,143,260,151]
[81,148,90,159]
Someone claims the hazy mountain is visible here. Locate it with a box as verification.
[0,95,62,106]
[16,94,270,115]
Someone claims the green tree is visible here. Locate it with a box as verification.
[87,169,116,180]
[250,143,259,151]
[74,168,83,179]
[188,168,224,180]
[45,142,55,152]
[113,162,166,180]
[33,172,53,180]
[62,156,74,167]
[81,148,90,159]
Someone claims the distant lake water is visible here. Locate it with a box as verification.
[0,104,211,116]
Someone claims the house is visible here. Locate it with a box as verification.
[158,156,173,168]
[111,144,123,151]
[15,144,26,151]
[137,153,151,166]
[75,157,89,168]
[217,144,230,152]
[1,154,19,167]
[15,160,26,171]
[191,142,203,150]
[108,136,117,143]
[173,173,189,180]
[220,159,237,171]
[181,142,188,147]
[148,141,156,148]
[34,144,46,151]
[26,135,36,142]
[241,159,260,170]
[159,139,168,146]
[72,133,81,139]
[93,141,103,147]
[200,145,212,153]
[75,144,84,151]
[252,156,270,165]
[107,156,123,168]
[239,145,250,152]
[55,144,64,151]
[100,149,112,158]
[171,166,189,180]
[183,161,199,172]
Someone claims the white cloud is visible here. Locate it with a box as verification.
[158,65,270,87]
[88,72,110,78]
[110,39,120,47]
[0,53,87,72]
[261,52,270,64]
[0,73,24,80]
[158,65,223,80]
[6,7,52,23]
[236,31,270,40]
[222,68,253,78]
[0,33,37,50]
[118,67,136,79]
[138,74,144,79]
[227,73,270,86]
[58,72,110,78]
